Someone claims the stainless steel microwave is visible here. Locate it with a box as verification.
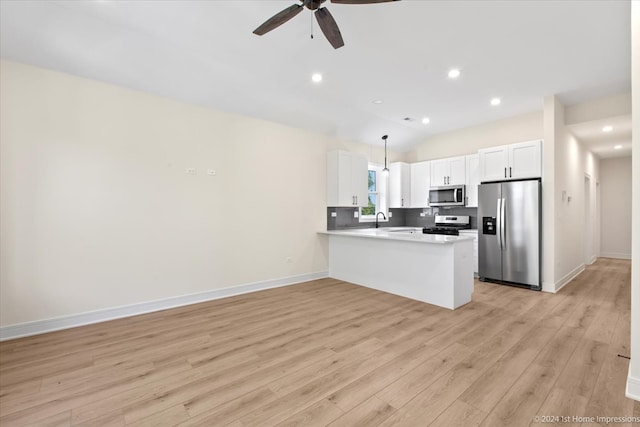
[429,185,466,207]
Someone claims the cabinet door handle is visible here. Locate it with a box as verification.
[355,196,358,205]
[504,167,507,178]
[509,167,512,178]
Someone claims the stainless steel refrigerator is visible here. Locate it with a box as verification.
[478,179,541,290]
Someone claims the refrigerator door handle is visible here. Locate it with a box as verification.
[501,197,507,249]
[496,198,502,249]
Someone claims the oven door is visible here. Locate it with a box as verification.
[429,186,465,206]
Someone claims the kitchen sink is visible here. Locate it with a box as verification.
[385,228,423,234]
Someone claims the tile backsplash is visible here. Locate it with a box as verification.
[326,208,406,230]
[327,206,477,230]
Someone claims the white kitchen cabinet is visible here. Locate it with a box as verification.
[465,154,479,207]
[389,162,411,208]
[410,161,431,208]
[458,229,478,275]
[509,140,542,180]
[327,150,368,207]
[478,140,542,182]
[431,156,466,186]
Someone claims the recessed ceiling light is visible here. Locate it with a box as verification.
[311,73,322,83]
[448,69,461,79]
[490,97,501,106]
[602,125,613,132]
[614,145,622,150]
[421,117,431,125]
[372,99,383,104]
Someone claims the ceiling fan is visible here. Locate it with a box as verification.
[253,0,400,50]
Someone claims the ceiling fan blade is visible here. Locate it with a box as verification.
[330,0,400,4]
[253,4,304,36]
[315,8,344,49]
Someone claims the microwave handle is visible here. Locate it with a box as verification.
[456,188,462,203]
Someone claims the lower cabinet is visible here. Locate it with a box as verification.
[458,230,478,276]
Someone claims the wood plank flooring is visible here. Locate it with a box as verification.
[0,258,637,426]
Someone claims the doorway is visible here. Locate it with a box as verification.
[584,174,593,265]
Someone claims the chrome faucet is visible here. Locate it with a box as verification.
[375,212,387,228]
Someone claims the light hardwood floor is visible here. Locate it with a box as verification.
[0,258,637,426]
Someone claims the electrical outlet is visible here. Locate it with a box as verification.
[185,168,197,175]
[207,169,216,176]
[420,212,426,217]
[353,211,359,218]
[388,212,393,218]
[331,212,337,217]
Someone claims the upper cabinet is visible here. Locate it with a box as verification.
[465,154,479,207]
[389,162,411,208]
[410,161,431,208]
[431,156,466,186]
[327,150,368,207]
[478,140,542,182]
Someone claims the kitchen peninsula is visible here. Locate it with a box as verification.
[320,228,474,309]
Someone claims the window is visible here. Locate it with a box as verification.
[360,164,388,222]
[361,170,377,216]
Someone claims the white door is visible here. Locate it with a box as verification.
[478,145,509,182]
[509,140,541,180]
[351,154,369,207]
[410,161,430,207]
[465,154,479,207]
[430,159,449,186]
[389,163,404,208]
[448,156,466,185]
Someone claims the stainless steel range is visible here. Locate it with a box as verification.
[422,215,471,236]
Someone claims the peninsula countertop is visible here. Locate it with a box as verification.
[319,227,475,244]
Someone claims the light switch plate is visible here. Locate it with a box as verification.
[353,211,359,218]
[388,212,393,217]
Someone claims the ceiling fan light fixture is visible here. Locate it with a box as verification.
[253,0,400,49]
[311,73,323,83]
[421,117,430,125]
[490,97,501,106]
[602,125,613,132]
[614,144,622,150]
[448,68,461,79]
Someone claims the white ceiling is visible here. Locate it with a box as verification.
[567,115,632,159]
[0,0,632,152]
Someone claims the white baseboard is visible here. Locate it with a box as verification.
[554,264,585,292]
[626,373,640,402]
[0,271,329,341]
[588,255,598,265]
[600,252,632,260]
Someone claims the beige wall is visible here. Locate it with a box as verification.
[548,96,601,290]
[405,111,543,162]
[565,92,632,125]
[0,60,401,327]
[599,157,632,259]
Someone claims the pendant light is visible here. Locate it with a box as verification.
[382,135,389,176]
